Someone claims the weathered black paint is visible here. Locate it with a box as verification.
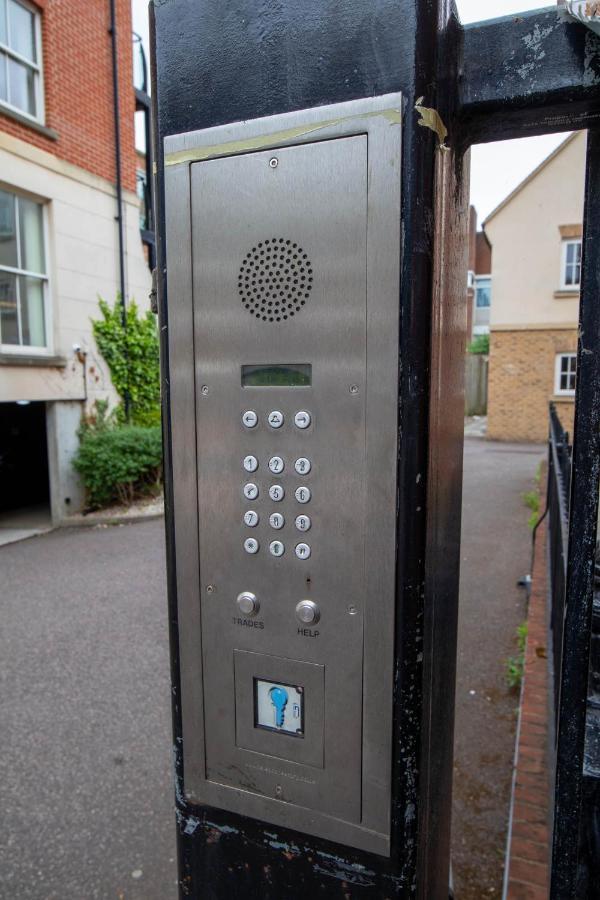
[551,128,600,899]
[460,8,600,146]
[150,1,600,896]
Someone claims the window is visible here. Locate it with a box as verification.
[475,276,491,308]
[555,353,577,396]
[0,0,43,121]
[0,187,49,351]
[136,168,148,230]
[561,239,582,290]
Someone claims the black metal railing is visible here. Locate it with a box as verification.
[547,401,572,719]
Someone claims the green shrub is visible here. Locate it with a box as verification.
[74,425,162,508]
[467,333,490,355]
[92,297,161,426]
[505,622,528,691]
[523,489,541,530]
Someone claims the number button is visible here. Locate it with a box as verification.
[269,456,284,474]
[244,537,259,555]
[294,411,311,430]
[268,410,284,429]
[269,540,285,557]
[295,543,311,560]
[242,410,258,428]
[243,482,259,500]
[295,514,311,532]
[295,486,311,504]
[269,512,285,530]
[244,510,259,527]
[243,455,259,473]
[269,484,285,502]
[294,457,311,476]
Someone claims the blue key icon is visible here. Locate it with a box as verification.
[269,686,289,728]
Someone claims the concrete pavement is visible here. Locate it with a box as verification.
[452,437,545,899]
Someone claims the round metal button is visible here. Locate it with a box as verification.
[243,455,259,473]
[296,599,320,625]
[269,456,284,474]
[269,540,285,557]
[294,411,311,430]
[268,410,284,429]
[295,486,311,504]
[242,410,258,428]
[244,537,259,555]
[294,457,311,476]
[295,514,311,532]
[243,482,259,500]
[295,542,311,560]
[269,484,285,502]
[237,592,259,616]
[244,510,259,527]
[270,512,285,530]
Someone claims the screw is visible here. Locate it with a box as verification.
[206,585,214,594]
[348,605,358,616]
[269,157,278,169]
[350,384,359,395]
[201,385,209,395]
[275,785,283,797]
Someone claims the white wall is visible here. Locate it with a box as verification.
[0,130,151,408]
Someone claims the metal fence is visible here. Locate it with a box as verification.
[547,402,572,720]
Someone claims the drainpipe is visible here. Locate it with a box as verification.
[108,0,130,420]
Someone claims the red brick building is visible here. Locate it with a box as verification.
[0,0,151,526]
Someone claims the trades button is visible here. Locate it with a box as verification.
[295,542,311,560]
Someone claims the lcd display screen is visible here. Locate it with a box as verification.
[242,364,312,387]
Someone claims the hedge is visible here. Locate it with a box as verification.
[74,425,162,508]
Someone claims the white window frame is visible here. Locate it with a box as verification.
[474,274,491,309]
[554,353,577,397]
[560,238,582,291]
[0,185,52,356]
[0,0,45,124]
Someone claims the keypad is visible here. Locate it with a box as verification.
[241,410,313,558]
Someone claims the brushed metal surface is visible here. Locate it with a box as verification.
[164,94,402,855]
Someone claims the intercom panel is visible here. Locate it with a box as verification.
[164,95,402,855]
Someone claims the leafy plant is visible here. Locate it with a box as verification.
[467,333,490,355]
[92,297,161,426]
[73,425,163,508]
[523,489,541,530]
[506,622,528,691]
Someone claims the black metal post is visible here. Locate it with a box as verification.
[551,128,600,899]
[108,0,130,420]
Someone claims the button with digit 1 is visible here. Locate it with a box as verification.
[243,455,259,473]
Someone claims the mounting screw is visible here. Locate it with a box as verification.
[201,384,209,396]
[348,605,358,616]
[349,384,359,395]
[275,785,283,797]
[269,157,279,169]
[206,585,214,594]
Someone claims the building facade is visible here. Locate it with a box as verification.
[485,131,584,443]
[466,205,492,341]
[0,0,151,524]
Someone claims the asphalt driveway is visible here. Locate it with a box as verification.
[0,436,544,899]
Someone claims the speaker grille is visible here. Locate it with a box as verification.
[238,239,313,323]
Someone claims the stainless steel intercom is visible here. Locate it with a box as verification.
[164,94,402,856]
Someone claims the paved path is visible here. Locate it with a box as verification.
[0,521,176,900]
[452,437,545,899]
[0,439,544,898]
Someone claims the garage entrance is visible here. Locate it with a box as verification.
[0,401,52,543]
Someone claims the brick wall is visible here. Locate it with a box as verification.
[504,496,551,899]
[488,329,577,442]
[0,0,136,192]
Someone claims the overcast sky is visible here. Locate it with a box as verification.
[132,0,568,223]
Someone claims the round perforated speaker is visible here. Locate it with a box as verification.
[238,239,313,323]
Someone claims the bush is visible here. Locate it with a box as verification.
[467,333,490,355]
[505,622,528,692]
[74,425,163,508]
[92,297,161,426]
